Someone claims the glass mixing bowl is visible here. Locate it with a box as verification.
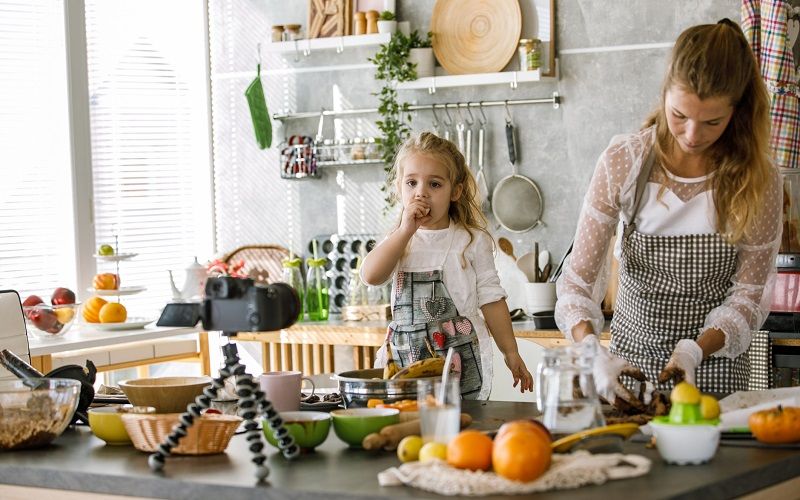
[23,303,81,338]
[0,378,80,450]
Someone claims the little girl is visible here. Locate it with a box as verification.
[361,132,533,400]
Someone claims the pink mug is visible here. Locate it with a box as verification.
[259,371,315,412]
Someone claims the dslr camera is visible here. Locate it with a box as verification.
[157,276,301,335]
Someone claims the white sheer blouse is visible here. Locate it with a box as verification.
[555,126,782,358]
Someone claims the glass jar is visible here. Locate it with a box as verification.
[271,25,285,43]
[305,258,330,321]
[347,269,368,307]
[282,257,305,321]
[284,24,302,41]
[518,38,542,71]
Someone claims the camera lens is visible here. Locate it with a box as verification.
[335,258,347,271]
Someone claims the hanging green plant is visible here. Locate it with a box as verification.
[368,30,432,207]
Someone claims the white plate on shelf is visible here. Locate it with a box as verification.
[85,317,153,330]
[93,252,138,261]
[87,286,146,296]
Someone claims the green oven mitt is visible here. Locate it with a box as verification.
[245,63,272,149]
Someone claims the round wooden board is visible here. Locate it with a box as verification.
[430,0,522,75]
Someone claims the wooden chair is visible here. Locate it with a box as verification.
[222,244,291,285]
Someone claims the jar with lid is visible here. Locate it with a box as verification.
[354,12,367,35]
[305,258,330,321]
[351,137,366,161]
[282,257,305,321]
[518,38,542,71]
[271,25,285,43]
[365,10,379,34]
[284,24,302,41]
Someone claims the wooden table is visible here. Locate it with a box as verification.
[27,324,210,376]
[235,320,612,375]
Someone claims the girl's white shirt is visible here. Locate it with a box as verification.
[555,125,783,359]
[366,221,507,400]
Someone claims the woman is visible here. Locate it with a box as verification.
[555,19,782,406]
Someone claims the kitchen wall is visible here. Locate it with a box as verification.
[210,0,738,265]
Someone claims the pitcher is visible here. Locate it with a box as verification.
[535,341,605,434]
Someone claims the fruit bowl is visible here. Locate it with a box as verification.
[23,303,81,338]
[0,378,81,450]
[263,411,331,452]
[330,408,400,447]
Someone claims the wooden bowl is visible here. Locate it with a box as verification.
[118,376,211,413]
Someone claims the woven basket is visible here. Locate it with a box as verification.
[121,413,241,455]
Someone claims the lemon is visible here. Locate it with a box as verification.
[98,244,115,256]
[670,381,701,405]
[700,394,720,420]
[99,302,127,323]
[54,307,75,324]
[418,441,447,463]
[397,435,423,463]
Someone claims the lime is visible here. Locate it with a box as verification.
[397,435,423,463]
[700,394,720,420]
[418,441,447,463]
[98,244,114,256]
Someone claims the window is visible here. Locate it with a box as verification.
[0,0,76,300]
[84,0,213,317]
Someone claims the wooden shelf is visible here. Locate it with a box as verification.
[265,33,391,55]
[395,68,557,93]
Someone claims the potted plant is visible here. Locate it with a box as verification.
[377,11,396,34]
[407,31,434,78]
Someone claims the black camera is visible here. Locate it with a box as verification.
[156,276,301,335]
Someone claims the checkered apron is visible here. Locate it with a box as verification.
[609,151,749,393]
[386,226,483,399]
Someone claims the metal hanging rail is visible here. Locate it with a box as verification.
[272,92,560,121]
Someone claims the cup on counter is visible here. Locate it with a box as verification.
[417,378,460,444]
[525,282,557,316]
[259,371,315,412]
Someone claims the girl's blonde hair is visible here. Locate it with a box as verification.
[390,132,490,266]
[643,19,773,243]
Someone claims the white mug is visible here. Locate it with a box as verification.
[524,282,557,315]
[259,371,315,412]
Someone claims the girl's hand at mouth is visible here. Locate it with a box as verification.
[401,200,432,233]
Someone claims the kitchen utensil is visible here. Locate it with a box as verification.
[550,423,640,453]
[118,376,211,414]
[516,252,538,282]
[535,341,605,434]
[431,0,522,75]
[332,368,440,408]
[549,240,574,283]
[330,408,400,447]
[441,104,454,142]
[648,419,720,465]
[491,105,544,233]
[244,53,272,149]
[439,347,455,404]
[497,237,516,260]
[168,256,208,301]
[263,411,331,452]
[475,102,490,211]
[541,263,552,282]
[538,250,550,275]
[122,412,241,455]
[0,379,81,450]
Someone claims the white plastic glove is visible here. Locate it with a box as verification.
[582,335,652,411]
[658,339,703,386]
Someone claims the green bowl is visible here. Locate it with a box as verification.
[263,411,331,452]
[330,408,400,448]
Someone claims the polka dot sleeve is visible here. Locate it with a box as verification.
[703,166,783,358]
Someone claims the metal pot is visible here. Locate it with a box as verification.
[331,368,439,408]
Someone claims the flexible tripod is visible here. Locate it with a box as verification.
[148,335,300,480]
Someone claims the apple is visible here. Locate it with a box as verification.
[51,287,76,305]
[93,273,120,290]
[98,244,114,256]
[28,307,63,334]
[22,295,44,319]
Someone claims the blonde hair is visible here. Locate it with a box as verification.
[390,132,490,266]
[643,19,772,243]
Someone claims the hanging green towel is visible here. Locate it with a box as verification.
[245,63,272,149]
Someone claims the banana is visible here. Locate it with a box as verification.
[383,342,400,379]
[390,356,446,380]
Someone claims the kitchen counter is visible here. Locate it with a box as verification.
[0,401,798,499]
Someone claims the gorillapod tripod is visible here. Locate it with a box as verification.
[148,334,300,480]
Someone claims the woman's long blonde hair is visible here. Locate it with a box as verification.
[643,19,772,243]
[390,132,490,266]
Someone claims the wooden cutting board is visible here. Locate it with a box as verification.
[430,0,522,75]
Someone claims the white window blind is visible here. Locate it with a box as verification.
[85,0,213,318]
[0,0,76,300]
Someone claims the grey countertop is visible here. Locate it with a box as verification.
[0,401,798,499]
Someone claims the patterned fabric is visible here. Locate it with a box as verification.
[611,229,750,393]
[388,269,484,399]
[742,0,800,168]
[747,330,773,390]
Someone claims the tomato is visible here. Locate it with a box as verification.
[748,405,800,444]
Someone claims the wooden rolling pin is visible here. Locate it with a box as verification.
[362,413,473,451]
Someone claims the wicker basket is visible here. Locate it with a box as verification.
[121,413,241,455]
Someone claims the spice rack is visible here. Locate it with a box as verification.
[280,136,383,179]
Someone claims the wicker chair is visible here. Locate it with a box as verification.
[222,244,291,285]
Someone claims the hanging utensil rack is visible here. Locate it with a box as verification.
[271,93,560,121]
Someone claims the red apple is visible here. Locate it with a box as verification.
[28,307,63,334]
[22,295,44,320]
[51,287,76,305]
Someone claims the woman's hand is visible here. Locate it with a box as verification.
[399,200,431,234]
[658,339,703,386]
[504,352,534,393]
[583,335,651,411]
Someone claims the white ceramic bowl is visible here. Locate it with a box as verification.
[649,421,720,465]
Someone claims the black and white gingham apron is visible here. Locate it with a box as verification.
[609,150,749,393]
[386,225,483,399]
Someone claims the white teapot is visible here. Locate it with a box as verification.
[168,257,208,301]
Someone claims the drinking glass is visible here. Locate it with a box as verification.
[417,378,460,444]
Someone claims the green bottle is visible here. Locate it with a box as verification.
[282,257,305,322]
[305,258,329,322]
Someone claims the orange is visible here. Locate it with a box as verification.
[492,429,552,482]
[93,273,119,290]
[99,302,127,323]
[83,296,108,323]
[446,430,493,471]
[496,419,552,445]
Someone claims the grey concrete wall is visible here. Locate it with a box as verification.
[209,0,739,267]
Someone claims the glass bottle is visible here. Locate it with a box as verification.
[305,258,330,321]
[282,257,305,321]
